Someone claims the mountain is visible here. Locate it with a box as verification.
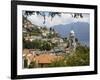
[53,22,90,44]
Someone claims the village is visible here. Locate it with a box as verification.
[22,17,79,68]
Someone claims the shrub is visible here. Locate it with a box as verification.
[24,58,28,68]
[28,61,36,68]
[48,45,89,67]
[66,45,89,66]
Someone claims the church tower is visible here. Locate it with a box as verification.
[68,30,76,52]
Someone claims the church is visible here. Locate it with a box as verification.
[68,30,77,52]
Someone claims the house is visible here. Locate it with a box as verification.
[42,31,49,37]
[24,36,30,41]
[29,36,42,41]
[59,38,64,43]
[34,54,63,67]
[51,38,59,43]
[40,28,50,37]
[23,49,63,68]
[24,36,42,42]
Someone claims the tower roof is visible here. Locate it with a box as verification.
[70,30,75,34]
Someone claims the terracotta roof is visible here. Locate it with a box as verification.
[23,49,63,64]
[34,54,63,64]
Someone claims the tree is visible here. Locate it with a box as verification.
[23,11,61,20]
[48,12,61,21]
[48,45,89,67]
[71,13,83,18]
[75,38,78,43]
[24,58,28,68]
[66,45,89,66]
[40,41,52,51]
[48,59,67,67]
[23,11,83,25]
[29,61,36,68]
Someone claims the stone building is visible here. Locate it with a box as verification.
[68,30,77,52]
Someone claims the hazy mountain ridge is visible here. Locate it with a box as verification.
[53,22,90,42]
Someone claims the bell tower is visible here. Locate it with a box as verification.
[69,30,76,52]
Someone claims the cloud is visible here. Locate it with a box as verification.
[72,14,90,23]
[28,13,44,27]
[28,13,90,27]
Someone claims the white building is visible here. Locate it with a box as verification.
[24,36,42,42]
[68,30,77,51]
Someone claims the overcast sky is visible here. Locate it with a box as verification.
[27,12,90,28]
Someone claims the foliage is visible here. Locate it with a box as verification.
[23,11,83,24]
[40,41,52,51]
[23,41,89,67]
[47,45,89,67]
[24,58,28,68]
[66,45,89,66]
[47,33,55,38]
[25,26,41,36]
[23,11,61,24]
[42,27,48,30]
[72,13,83,18]
[28,61,36,68]
[48,59,67,67]
[23,40,53,51]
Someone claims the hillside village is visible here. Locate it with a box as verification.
[22,16,89,68]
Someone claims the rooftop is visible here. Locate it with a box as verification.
[35,54,63,64]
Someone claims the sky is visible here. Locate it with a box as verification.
[26,11,90,28]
